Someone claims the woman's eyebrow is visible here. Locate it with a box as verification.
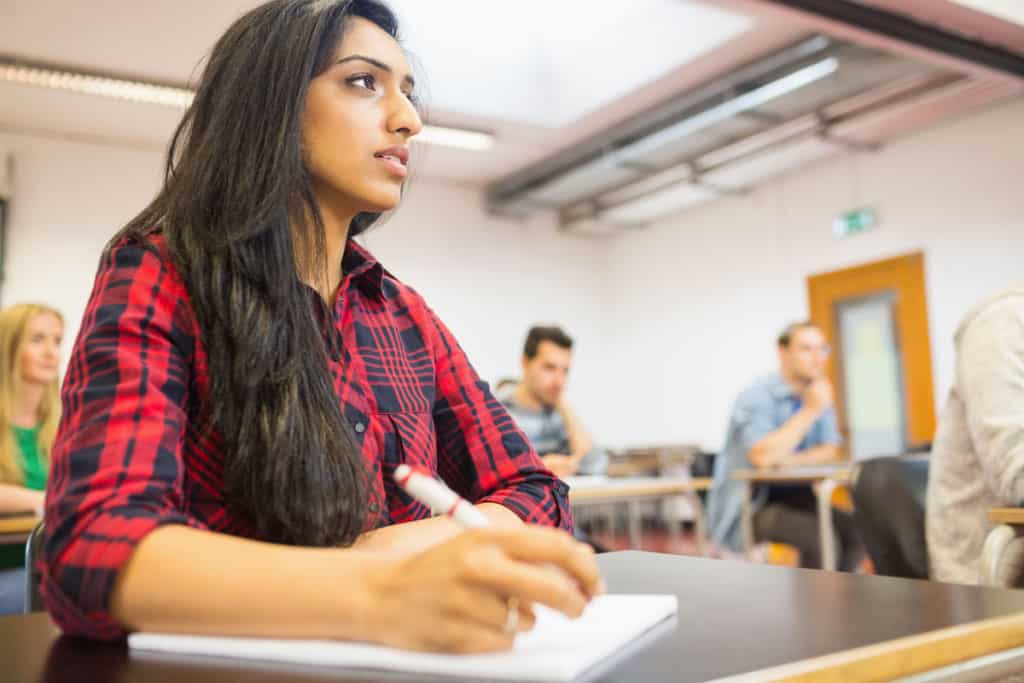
[336,54,415,89]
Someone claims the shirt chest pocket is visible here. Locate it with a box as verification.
[379,412,437,471]
[379,411,438,519]
[354,321,436,414]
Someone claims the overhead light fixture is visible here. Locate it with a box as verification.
[598,182,720,225]
[521,153,640,206]
[597,162,696,207]
[616,57,840,164]
[517,55,840,209]
[414,124,494,151]
[700,137,837,192]
[947,0,1024,27]
[0,61,194,108]
[0,57,495,152]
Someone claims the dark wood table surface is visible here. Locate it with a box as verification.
[6,551,1024,682]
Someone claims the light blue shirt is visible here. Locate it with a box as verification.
[706,373,842,552]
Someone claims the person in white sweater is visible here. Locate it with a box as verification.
[927,286,1024,584]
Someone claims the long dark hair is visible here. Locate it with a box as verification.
[111,0,400,547]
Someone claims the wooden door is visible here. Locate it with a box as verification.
[807,253,936,455]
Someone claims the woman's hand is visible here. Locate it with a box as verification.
[360,526,603,653]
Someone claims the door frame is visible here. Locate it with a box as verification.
[807,252,936,448]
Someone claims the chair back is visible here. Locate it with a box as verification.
[24,521,45,613]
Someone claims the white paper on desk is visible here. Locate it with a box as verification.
[128,593,678,682]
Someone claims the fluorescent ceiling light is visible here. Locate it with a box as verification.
[947,0,1024,26]
[701,137,836,191]
[597,162,695,207]
[526,155,640,206]
[617,57,840,164]
[600,182,719,225]
[0,59,494,151]
[0,62,193,108]
[533,55,839,209]
[413,125,494,151]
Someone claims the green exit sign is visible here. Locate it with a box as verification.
[833,208,878,238]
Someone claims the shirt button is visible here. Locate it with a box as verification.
[355,422,366,434]
[369,502,379,513]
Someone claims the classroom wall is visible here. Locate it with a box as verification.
[3,96,1022,453]
[0,131,611,425]
[600,96,1024,450]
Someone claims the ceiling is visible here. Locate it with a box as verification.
[0,0,1022,189]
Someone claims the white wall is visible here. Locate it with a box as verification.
[0,131,611,426]
[0,131,164,352]
[602,97,1024,450]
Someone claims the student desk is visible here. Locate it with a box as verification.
[981,508,1024,586]
[731,466,851,571]
[568,476,712,552]
[7,550,1024,682]
[0,514,40,544]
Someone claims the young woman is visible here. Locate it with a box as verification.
[41,0,600,652]
[0,303,63,614]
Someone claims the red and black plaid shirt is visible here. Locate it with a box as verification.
[41,232,571,640]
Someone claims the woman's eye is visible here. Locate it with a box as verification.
[349,75,376,91]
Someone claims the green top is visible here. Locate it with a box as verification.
[12,426,47,491]
[0,426,47,570]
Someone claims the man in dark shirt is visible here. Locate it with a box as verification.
[498,326,608,478]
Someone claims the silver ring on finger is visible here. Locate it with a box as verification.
[504,597,520,634]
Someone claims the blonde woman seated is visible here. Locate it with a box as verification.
[0,303,63,613]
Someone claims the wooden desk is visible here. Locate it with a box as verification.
[9,551,1024,682]
[0,515,40,544]
[732,466,851,572]
[568,477,711,552]
[982,508,1024,586]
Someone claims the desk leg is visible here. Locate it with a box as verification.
[816,478,839,572]
[741,481,755,557]
[602,503,615,536]
[981,524,1023,586]
[666,498,683,540]
[689,492,707,556]
[628,501,642,550]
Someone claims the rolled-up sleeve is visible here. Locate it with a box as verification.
[421,304,571,531]
[42,242,206,640]
[818,409,843,446]
[735,392,778,464]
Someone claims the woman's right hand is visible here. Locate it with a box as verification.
[360,526,603,653]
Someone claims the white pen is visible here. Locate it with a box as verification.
[393,464,599,602]
[393,464,490,528]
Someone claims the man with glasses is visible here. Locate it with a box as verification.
[707,322,863,570]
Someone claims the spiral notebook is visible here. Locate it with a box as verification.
[129,593,678,682]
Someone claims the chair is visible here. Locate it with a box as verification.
[23,521,45,613]
[850,455,929,579]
